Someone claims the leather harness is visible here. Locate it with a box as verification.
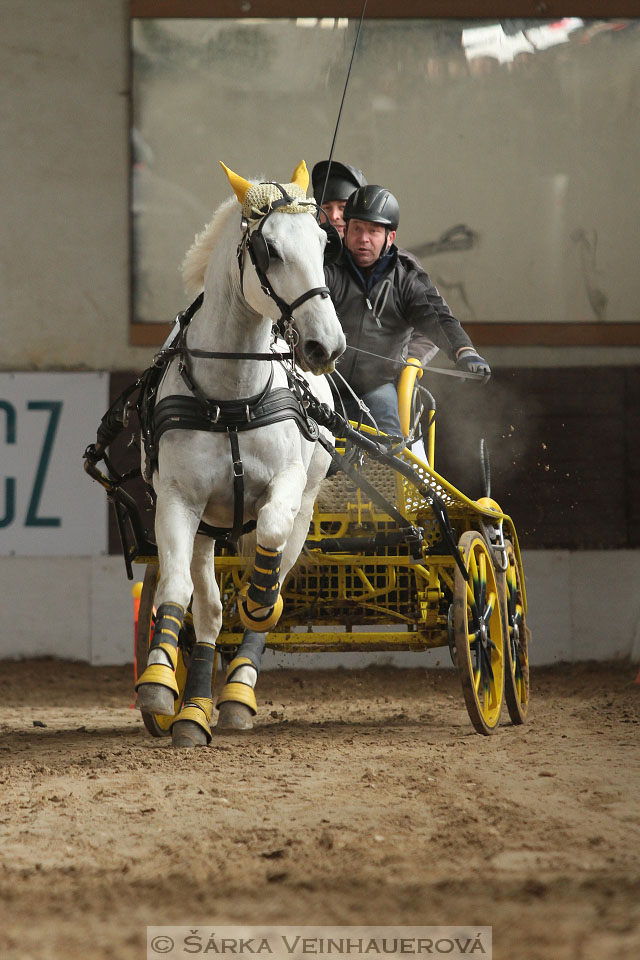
[145,189,329,544]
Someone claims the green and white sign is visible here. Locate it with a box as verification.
[0,373,109,555]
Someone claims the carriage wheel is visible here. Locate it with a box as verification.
[135,564,191,738]
[453,530,506,735]
[499,540,530,724]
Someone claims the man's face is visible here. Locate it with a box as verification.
[321,200,347,238]
[345,219,396,269]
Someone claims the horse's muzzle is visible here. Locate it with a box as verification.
[298,338,345,376]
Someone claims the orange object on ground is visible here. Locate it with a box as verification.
[131,581,143,694]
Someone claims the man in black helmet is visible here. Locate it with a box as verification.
[324,183,491,437]
[312,160,440,379]
[311,160,367,239]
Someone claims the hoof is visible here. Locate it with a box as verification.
[216,701,255,731]
[136,683,175,717]
[238,590,284,632]
[171,719,209,748]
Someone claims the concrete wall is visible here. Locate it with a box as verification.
[2,2,640,370]
[1,0,150,372]
[1,2,638,667]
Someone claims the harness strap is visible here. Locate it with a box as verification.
[227,427,245,543]
[183,347,292,361]
[179,358,275,417]
[152,387,319,545]
[153,389,319,443]
[196,517,256,542]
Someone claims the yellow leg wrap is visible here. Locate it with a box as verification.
[225,656,256,680]
[238,585,283,631]
[171,697,213,742]
[256,544,280,558]
[135,643,180,698]
[217,682,257,715]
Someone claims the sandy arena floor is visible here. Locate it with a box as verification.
[0,659,639,960]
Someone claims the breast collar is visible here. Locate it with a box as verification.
[152,364,319,445]
[150,363,319,546]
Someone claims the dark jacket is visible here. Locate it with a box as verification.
[325,246,473,397]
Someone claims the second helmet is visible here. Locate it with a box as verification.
[311,160,367,203]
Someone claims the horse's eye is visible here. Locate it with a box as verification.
[266,239,283,262]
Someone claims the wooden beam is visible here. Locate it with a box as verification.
[131,322,640,348]
[131,1,640,19]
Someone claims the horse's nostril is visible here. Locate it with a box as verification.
[305,340,329,364]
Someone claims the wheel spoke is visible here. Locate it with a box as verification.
[469,550,483,612]
[478,551,487,597]
[481,644,495,683]
[465,582,482,629]
[483,591,497,623]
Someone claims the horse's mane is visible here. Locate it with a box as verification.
[181,194,238,296]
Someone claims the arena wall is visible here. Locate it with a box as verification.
[0,552,639,667]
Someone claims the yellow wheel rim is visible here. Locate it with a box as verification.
[453,531,505,734]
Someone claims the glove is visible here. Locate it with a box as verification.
[456,351,491,383]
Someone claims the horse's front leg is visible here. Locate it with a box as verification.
[171,533,223,748]
[217,464,305,731]
[237,462,306,633]
[216,628,266,732]
[135,487,200,717]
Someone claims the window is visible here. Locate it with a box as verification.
[130,6,640,345]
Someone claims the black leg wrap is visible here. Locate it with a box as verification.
[149,602,185,653]
[237,630,267,676]
[183,643,216,701]
[248,547,282,608]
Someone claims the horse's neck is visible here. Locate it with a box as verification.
[186,280,274,399]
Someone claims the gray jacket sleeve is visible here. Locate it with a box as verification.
[400,262,474,361]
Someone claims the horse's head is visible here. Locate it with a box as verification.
[221,161,346,376]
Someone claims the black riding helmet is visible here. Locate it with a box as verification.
[311,160,367,203]
[343,185,400,231]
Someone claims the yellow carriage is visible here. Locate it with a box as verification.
[128,363,530,738]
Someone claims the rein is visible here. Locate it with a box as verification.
[343,344,485,381]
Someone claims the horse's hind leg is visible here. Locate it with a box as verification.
[136,492,199,717]
[216,630,266,731]
[172,534,223,748]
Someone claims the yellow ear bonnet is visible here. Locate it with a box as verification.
[220,160,311,220]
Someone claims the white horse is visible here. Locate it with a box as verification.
[135,161,345,747]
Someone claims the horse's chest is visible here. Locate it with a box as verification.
[156,425,302,509]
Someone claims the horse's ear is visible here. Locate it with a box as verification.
[219,161,252,204]
[290,160,309,194]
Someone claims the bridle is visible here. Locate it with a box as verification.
[236,182,340,352]
[150,183,340,401]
